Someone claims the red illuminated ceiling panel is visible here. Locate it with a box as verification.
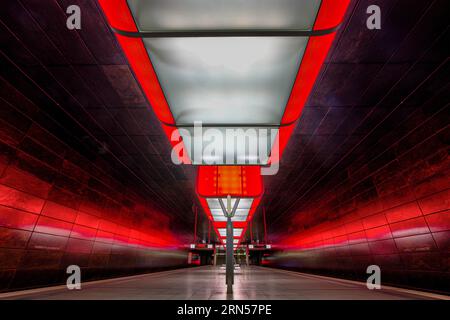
[197,166,263,198]
[197,167,263,245]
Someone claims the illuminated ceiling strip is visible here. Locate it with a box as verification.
[199,195,261,245]
[214,222,247,244]
[206,197,254,223]
[207,198,253,210]
[144,37,304,138]
[213,223,246,246]
[218,228,243,237]
[210,211,249,222]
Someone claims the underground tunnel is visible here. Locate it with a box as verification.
[0,0,449,309]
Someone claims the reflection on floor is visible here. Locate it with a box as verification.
[1,266,443,300]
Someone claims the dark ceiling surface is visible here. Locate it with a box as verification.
[1,0,448,240]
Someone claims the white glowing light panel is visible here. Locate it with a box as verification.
[143,37,307,126]
[207,198,253,222]
[179,126,278,165]
[207,198,253,210]
[218,228,243,237]
[218,228,226,237]
[127,0,322,31]
[144,38,305,165]
[126,0,321,165]
[234,228,243,237]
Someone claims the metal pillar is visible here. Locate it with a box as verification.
[219,196,240,294]
[226,216,233,293]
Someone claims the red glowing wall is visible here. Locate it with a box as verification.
[0,82,187,292]
[268,135,449,293]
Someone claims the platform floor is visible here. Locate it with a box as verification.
[1,266,445,300]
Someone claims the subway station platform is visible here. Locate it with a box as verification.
[1,266,446,300]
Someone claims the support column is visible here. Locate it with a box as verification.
[226,216,234,293]
[219,195,240,294]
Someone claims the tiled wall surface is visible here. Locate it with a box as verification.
[0,81,187,292]
[0,0,197,293]
[268,134,449,293]
[262,0,449,294]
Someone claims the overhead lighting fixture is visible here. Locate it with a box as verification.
[196,165,262,242]
[197,166,262,197]
[218,228,243,238]
[98,0,351,242]
[98,0,351,165]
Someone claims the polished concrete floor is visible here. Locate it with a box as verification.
[1,266,444,300]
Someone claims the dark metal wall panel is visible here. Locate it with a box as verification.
[0,0,208,291]
[257,0,449,293]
